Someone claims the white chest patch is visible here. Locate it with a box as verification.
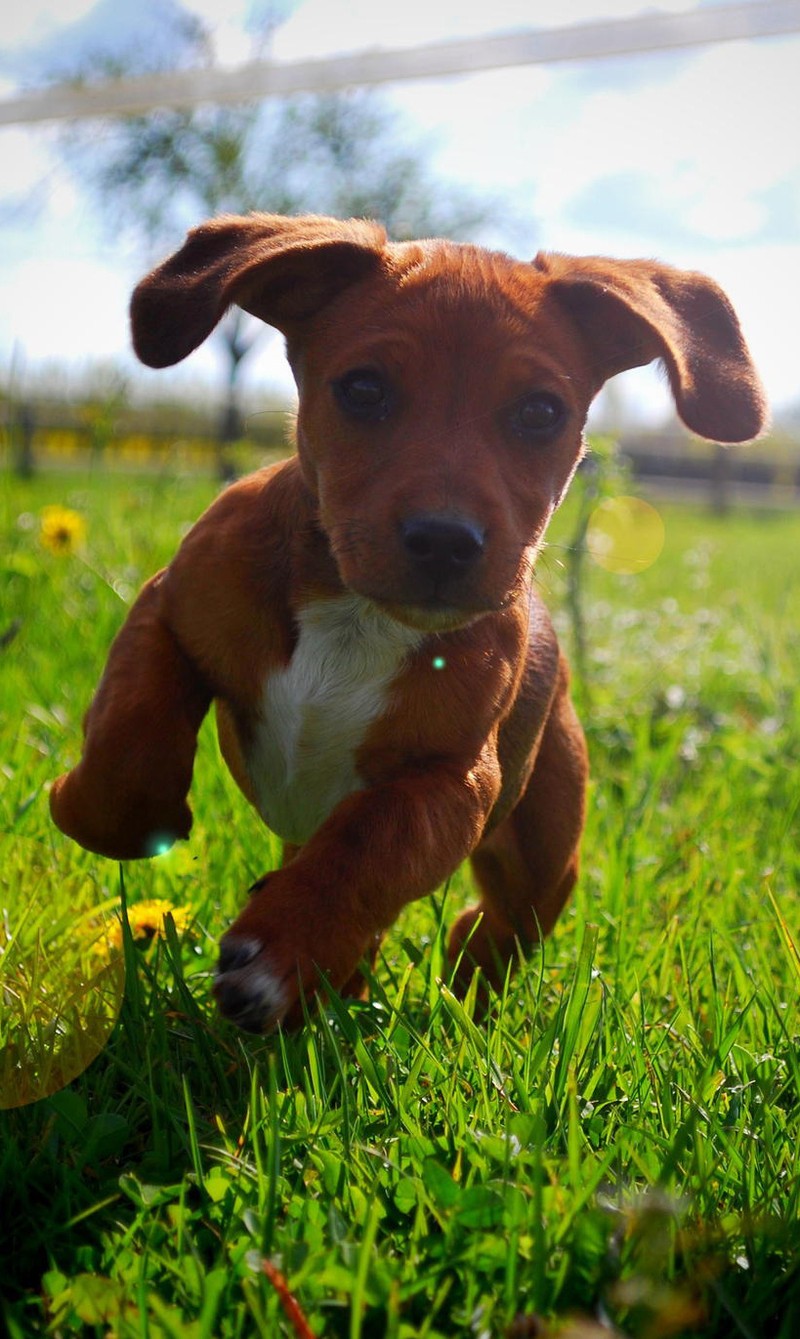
[248,595,423,845]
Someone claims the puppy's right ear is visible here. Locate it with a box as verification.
[130,213,386,368]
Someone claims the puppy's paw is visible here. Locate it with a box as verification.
[213,935,293,1033]
[212,881,372,1033]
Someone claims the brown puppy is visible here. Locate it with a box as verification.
[50,214,767,1031]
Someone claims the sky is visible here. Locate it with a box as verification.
[0,0,798,428]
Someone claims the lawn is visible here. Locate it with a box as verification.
[1,455,798,1337]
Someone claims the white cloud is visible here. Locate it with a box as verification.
[183,0,254,65]
[0,257,131,364]
[0,128,55,196]
[1,1,98,52]
[521,38,800,239]
[274,0,701,58]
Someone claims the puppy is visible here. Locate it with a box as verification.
[50,214,767,1031]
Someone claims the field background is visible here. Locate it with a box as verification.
[1,455,798,1337]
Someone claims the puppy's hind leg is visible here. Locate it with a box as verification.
[449,664,588,995]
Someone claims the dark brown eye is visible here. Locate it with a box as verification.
[334,368,391,420]
[511,391,565,439]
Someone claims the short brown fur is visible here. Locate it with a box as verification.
[51,214,767,1030]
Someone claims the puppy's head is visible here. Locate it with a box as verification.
[131,213,767,630]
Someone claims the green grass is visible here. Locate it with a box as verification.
[1,459,798,1337]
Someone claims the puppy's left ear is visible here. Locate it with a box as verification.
[131,212,387,369]
[536,253,768,443]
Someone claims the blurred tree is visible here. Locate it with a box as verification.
[56,1,497,475]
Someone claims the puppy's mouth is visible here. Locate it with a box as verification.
[341,568,521,633]
[373,594,503,633]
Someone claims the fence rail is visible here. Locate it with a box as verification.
[1,1,799,126]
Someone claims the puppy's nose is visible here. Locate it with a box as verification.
[401,514,485,583]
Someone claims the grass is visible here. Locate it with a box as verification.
[1,456,798,1337]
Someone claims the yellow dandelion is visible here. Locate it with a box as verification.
[39,505,87,556]
[102,900,193,954]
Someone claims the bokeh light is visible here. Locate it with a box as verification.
[0,837,125,1109]
[586,495,665,575]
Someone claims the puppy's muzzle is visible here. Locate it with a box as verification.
[400,513,485,587]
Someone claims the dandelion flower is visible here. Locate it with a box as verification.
[39,505,86,555]
[88,900,193,959]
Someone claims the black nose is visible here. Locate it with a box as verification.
[401,514,485,583]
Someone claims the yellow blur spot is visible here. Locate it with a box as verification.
[586,496,665,575]
[0,837,193,1110]
[39,505,87,556]
[0,838,124,1110]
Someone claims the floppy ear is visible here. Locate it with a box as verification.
[535,252,768,443]
[130,212,387,368]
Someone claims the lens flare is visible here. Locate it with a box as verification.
[0,837,125,1109]
[586,496,665,575]
[0,836,193,1109]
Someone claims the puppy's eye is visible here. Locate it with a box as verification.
[511,391,565,440]
[334,368,390,420]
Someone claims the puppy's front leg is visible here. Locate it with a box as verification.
[51,574,212,859]
[213,754,500,1031]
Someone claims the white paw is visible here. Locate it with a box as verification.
[213,935,290,1033]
